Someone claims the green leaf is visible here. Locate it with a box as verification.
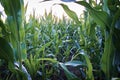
[36,40,52,55]
[8,63,29,80]
[0,0,27,60]
[72,52,94,80]
[101,5,120,80]
[112,8,120,27]
[38,58,58,63]
[102,0,110,13]
[0,19,8,36]
[101,35,114,80]
[75,1,109,27]
[65,60,86,67]
[59,63,79,80]
[24,55,40,79]
[14,62,32,80]
[80,53,94,80]
[90,10,109,27]
[0,37,14,63]
[59,4,80,24]
[75,1,93,10]
[89,23,96,39]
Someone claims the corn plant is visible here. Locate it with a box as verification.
[101,0,120,79]
[24,8,99,79]
[0,0,30,80]
[1,0,119,79]
[60,0,120,80]
[24,11,83,79]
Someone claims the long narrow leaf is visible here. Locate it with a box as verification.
[65,60,86,67]
[75,1,109,27]
[72,52,94,80]
[0,37,14,63]
[101,35,114,80]
[79,53,94,80]
[59,63,79,80]
[59,4,80,24]
[38,58,58,63]
[0,0,27,60]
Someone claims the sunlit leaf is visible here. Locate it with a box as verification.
[8,62,32,80]
[65,60,86,67]
[38,58,58,63]
[14,62,32,80]
[0,19,8,36]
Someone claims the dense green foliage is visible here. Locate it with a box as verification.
[0,0,120,80]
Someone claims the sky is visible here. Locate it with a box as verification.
[24,0,84,19]
[0,0,84,20]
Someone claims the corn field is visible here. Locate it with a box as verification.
[0,0,120,80]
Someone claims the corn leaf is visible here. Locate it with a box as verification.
[101,8,120,80]
[101,35,114,80]
[36,40,52,56]
[72,52,94,80]
[0,37,14,63]
[80,53,94,80]
[75,1,109,27]
[65,60,86,67]
[0,0,27,60]
[38,58,58,63]
[59,63,79,80]
[8,62,32,80]
[59,4,80,24]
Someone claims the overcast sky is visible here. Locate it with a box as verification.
[0,0,84,20]
[25,0,84,19]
